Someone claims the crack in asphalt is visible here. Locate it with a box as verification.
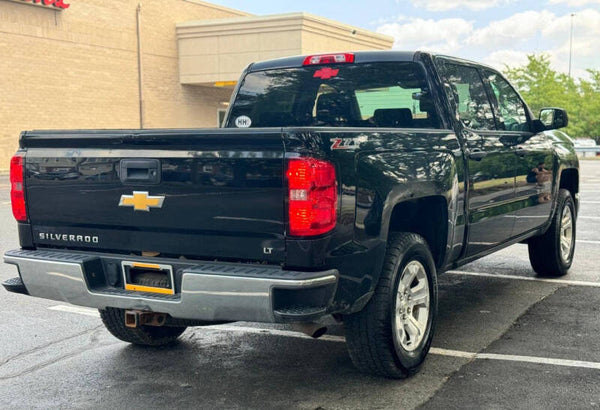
[0,325,117,381]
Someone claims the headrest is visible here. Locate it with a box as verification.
[316,93,353,125]
[373,108,413,127]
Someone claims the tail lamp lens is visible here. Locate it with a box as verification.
[287,158,337,236]
[10,153,27,222]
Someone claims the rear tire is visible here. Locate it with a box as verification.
[528,189,576,277]
[344,233,437,378]
[99,307,187,346]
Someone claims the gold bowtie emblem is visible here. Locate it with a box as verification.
[119,191,165,212]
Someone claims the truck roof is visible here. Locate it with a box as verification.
[247,50,496,74]
[248,50,422,72]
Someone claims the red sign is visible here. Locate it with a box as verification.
[19,0,70,9]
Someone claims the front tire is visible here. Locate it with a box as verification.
[344,233,438,378]
[528,189,576,277]
[100,307,187,346]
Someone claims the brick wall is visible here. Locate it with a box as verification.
[0,0,243,169]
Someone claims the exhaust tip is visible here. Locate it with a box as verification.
[311,326,328,339]
[291,323,328,339]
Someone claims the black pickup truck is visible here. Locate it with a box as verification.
[4,51,579,378]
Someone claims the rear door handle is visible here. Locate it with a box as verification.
[119,159,161,184]
[468,149,487,161]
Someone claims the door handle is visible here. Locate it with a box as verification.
[468,149,487,161]
[119,159,161,184]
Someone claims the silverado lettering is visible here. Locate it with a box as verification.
[38,233,99,243]
[3,51,579,379]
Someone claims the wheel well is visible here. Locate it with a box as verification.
[388,196,448,268]
[559,168,579,200]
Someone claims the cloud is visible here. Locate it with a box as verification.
[483,50,530,70]
[377,18,473,53]
[466,10,555,48]
[376,8,600,78]
[548,0,600,7]
[408,0,514,11]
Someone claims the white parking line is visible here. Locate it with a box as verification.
[178,324,600,370]
[430,348,600,370]
[447,270,600,287]
[581,201,600,204]
[579,216,600,220]
[579,240,600,245]
[47,305,100,317]
[47,309,600,370]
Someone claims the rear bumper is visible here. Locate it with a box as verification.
[3,249,338,323]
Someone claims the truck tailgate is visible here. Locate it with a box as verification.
[22,129,286,263]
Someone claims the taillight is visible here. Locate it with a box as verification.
[287,158,337,236]
[303,53,355,65]
[10,153,27,222]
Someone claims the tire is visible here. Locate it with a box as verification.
[528,189,576,277]
[344,233,438,379]
[99,307,187,346]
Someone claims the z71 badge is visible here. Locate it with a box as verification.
[330,136,368,150]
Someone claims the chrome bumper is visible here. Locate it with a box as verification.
[4,249,338,323]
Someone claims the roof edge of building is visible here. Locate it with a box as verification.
[176,11,393,45]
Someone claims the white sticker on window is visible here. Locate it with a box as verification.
[235,116,252,128]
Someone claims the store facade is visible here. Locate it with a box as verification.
[0,0,392,168]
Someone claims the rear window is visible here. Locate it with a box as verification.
[226,62,440,129]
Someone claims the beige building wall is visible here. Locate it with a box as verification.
[0,0,247,169]
[177,13,394,85]
[0,1,393,171]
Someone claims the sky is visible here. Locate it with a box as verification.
[209,0,600,80]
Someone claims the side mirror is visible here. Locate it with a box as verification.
[539,108,568,130]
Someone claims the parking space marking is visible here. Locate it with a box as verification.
[48,305,100,317]
[206,326,600,370]
[430,348,600,370]
[579,216,600,220]
[47,310,600,370]
[581,201,600,204]
[447,270,600,287]
[579,240,600,245]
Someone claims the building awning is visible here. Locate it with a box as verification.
[176,12,394,86]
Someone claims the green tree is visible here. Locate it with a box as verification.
[503,54,600,139]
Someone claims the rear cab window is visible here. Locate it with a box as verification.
[226,62,441,129]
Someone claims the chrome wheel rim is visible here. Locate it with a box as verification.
[560,206,574,263]
[393,260,430,352]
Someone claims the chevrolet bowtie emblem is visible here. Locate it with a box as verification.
[119,191,165,212]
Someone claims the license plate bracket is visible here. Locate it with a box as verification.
[121,261,175,295]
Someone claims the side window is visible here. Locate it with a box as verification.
[436,61,495,131]
[483,70,530,132]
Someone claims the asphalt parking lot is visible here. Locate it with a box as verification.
[0,161,599,409]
